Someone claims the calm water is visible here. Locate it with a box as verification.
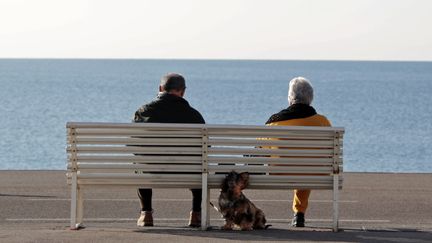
[1,59,431,172]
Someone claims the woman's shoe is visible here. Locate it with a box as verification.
[291,212,305,227]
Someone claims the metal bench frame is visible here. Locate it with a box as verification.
[66,122,344,231]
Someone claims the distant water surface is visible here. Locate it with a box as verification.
[0,59,431,172]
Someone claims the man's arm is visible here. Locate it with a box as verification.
[190,108,205,124]
[133,105,154,123]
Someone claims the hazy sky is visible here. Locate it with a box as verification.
[1,0,431,61]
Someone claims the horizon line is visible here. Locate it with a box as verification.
[0,57,431,63]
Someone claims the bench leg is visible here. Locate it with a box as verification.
[77,186,84,228]
[70,173,78,230]
[205,188,210,228]
[201,173,210,230]
[333,174,339,232]
[70,173,84,230]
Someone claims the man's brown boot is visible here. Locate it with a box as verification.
[188,211,201,228]
[137,211,153,227]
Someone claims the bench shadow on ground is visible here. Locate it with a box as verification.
[133,226,432,242]
[0,193,57,198]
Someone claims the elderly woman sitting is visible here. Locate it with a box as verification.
[265,77,332,227]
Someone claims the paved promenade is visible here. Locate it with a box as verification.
[0,171,431,242]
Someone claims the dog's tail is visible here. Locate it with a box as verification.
[209,202,221,213]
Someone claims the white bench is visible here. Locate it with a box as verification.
[66,122,344,231]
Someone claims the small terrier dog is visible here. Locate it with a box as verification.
[218,171,269,230]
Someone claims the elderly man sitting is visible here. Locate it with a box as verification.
[265,77,332,227]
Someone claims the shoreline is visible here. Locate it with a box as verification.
[1,57,432,63]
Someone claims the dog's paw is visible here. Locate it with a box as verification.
[222,226,232,230]
[222,223,233,230]
[241,226,253,231]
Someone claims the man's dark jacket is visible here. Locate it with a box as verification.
[133,92,205,124]
[132,92,204,196]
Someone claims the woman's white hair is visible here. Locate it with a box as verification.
[288,77,314,105]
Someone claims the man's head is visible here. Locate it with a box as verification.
[288,77,314,106]
[159,73,186,97]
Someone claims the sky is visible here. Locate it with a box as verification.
[1,0,431,61]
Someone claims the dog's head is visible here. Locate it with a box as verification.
[221,171,249,197]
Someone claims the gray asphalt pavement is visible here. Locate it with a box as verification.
[0,171,431,242]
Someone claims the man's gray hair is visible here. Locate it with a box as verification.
[288,77,314,105]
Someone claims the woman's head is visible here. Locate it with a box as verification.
[288,77,314,106]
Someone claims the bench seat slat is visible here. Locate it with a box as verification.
[71,155,337,166]
[73,181,339,190]
[208,165,333,174]
[72,179,339,185]
[74,155,202,163]
[207,156,334,164]
[69,146,202,154]
[72,160,203,164]
[71,166,334,174]
[209,134,334,140]
[210,174,340,180]
[70,180,341,189]
[208,130,335,137]
[73,129,202,137]
[74,163,201,170]
[209,138,334,147]
[74,137,203,145]
[75,169,201,173]
[208,147,334,156]
[67,122,344,132]
[74,173,337,181]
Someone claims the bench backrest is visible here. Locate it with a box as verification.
[67,122,344,190]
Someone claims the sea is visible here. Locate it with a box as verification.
[0,59,431,172]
